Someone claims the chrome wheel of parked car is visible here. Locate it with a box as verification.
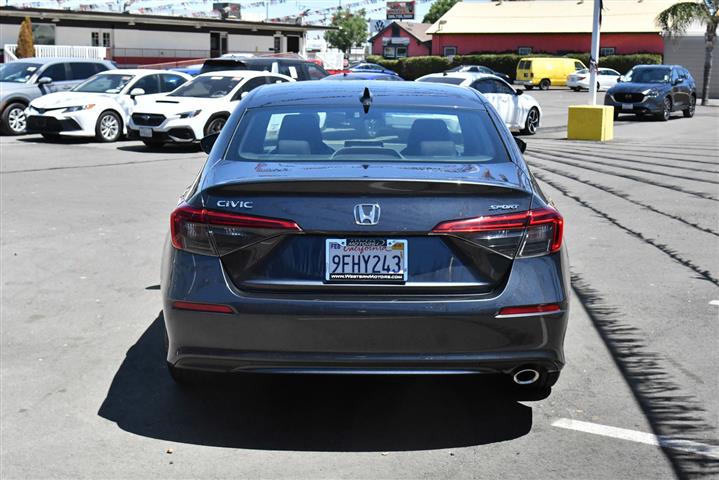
[2,103,27,135]
[683,95,696,118]
[96,111,121,142]
[521,107,540,135]
[204,116,226,136]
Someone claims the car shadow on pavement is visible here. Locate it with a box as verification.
[98,313,535,452]
[116,144,201,154]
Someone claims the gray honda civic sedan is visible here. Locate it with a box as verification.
[161,80,569,392]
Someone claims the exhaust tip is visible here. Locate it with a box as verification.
[513,368,541,385]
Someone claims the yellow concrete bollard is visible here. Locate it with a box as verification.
[567,105,614,141]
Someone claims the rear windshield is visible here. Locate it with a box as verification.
[200,60,248,74]
[518,60,532,69]
[225,106,510,164]
[416,76,465,85]
[169,75,242,98]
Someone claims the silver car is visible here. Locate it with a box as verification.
[0,58,115,134]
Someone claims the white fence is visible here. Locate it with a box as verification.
[3,44,107,62]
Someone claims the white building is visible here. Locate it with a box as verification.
[1,7,330,66]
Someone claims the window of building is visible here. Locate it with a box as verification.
[443,46,457,57]
[396,46,408,58]
[599,47,616,56]
[91,32,100,47]
[384,46,396,58]
[102,32,111,47]
[518,47,532,55]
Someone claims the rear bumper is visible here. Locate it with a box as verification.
[162,244,570,375]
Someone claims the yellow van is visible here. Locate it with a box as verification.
[516,57,586,90]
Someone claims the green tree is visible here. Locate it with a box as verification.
[657,0,718,105]
[16,17,35,59]
[324,8,369,56]
[423,0,461,24]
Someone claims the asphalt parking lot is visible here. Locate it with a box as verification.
[1,89,718,479]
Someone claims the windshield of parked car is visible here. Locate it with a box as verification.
[72,73,135,93]
[0,62,42,83]
[227,106,510,165]
[168,75,242,98]
[624,67,671,84]
[417,76,465,85]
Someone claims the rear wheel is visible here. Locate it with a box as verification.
[571,87,580,92]
[538,79,551,90]
[95,110,122,142]
[521,107,540,135]
[596,82,601,92]
[1,102,27,135]
[683,95,696,118]
[657,97,672,121]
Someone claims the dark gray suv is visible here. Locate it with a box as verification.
[0,58,115,134]
[605,64,696,121]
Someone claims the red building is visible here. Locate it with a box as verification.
[425,0,675,57]
[370,21,431,59]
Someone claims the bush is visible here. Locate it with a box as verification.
[16,17,35,59]
[365,52,663,80]
[601,54,662,73]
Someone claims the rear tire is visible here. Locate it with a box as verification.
[538,79,550,90]
[683,95,696,118]
[571,87,580,92]
[521,107,540,135]
[95,110,122,142]
[1,102,28,135]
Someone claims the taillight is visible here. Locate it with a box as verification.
[431,207,563,258]
[170,204,302,256]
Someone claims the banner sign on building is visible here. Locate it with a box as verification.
[386,1,415,20]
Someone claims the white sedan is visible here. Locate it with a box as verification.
[417,72,542,135]
[127,70,294,147]
[24,69,191,142]
[566,68,621,91]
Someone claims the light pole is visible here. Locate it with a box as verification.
[588,0,601,105]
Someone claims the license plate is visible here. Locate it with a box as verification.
[622,103,634,110]
[325,238,407,282]
[139,127,153,138]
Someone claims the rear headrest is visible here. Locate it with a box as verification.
[403,119,453,156]
[276,139,311,155]
[420,140,457,157]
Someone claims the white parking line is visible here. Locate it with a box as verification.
[709,300,719,306]
[552,418,719,460]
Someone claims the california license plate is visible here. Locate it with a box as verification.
[622,103,633,110]
[139,127,153,138]
[325,238,407,282]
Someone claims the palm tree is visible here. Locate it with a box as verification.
[657,0,718,105]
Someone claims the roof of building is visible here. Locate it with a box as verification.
[0,6,332,32]
[371,21,433,43]
[426,0,677,35]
